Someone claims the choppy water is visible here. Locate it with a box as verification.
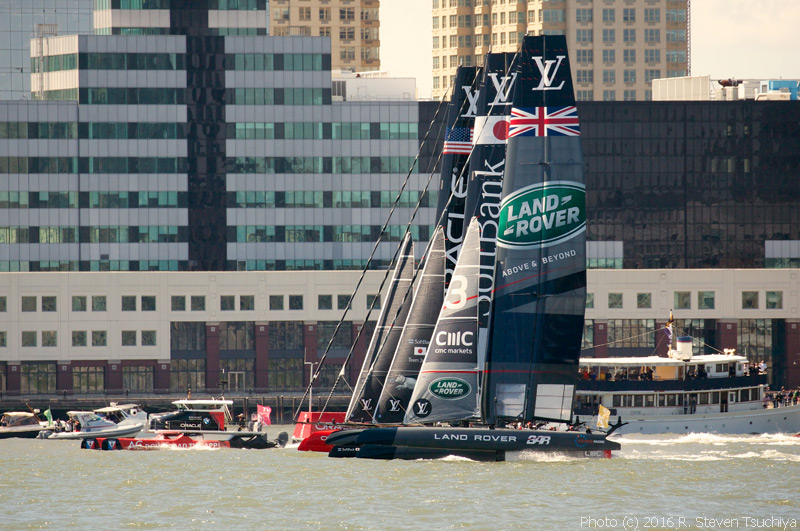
[1,428,799,530]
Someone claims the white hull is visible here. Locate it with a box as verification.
[41,423,144,440]
[605,404,800,435]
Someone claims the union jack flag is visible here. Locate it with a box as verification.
[443,126,474,155]
[508,106,581,137]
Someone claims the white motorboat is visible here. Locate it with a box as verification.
[576,342,800,435]
[39,404,147,440]
[0,412,47,439]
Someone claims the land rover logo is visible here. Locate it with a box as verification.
[497,181,585,249]
[429,378,470,400]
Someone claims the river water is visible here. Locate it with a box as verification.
[1,428,798,530]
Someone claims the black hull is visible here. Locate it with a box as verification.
[325,426,620,460]
[0,428,43,439]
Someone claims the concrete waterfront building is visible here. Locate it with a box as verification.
[431,0,689,101]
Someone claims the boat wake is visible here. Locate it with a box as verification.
[613,432,800,446]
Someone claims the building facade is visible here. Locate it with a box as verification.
[0,0,93,101]
[431,0,689,101]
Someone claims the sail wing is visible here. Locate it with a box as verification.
[404,218,482,424]
[373,228,446,424]
[436,66,478,286]
[346,234,416,422]
[462,52,517,369]
[483,36,586,424]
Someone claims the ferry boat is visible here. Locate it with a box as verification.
[575,340,800,435]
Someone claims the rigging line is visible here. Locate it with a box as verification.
[293,89,452,422]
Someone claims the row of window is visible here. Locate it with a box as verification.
[0,259,395,273]
[1,292,381,316]
[228,88,330,106]
[0,226,181,244]
[0,122,183,140]
[588,290,784,311]
[232,224,432,243]
[230,190,435,209]
[0,155,424,175]
[604,388,761,409]
[12,330,157,348]
[230,121,419,141]
[0,157,185,174]
[228,156,419,175]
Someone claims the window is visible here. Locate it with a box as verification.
[607,320,655,348]
[122,295,137,311]
[170,358,205,392]
[577,70,593,83]
[141,330,157,346]
[644,29,660,43]
[73,331,87,347]
[191,295,205,311]
[603,70,615,84]
[122,331,137,346]
[623,29,635,43]
[674,291,691,310]
[92,330,107,347]
[319,7,330,21]
[366,294,381,310]
[645,69,661,83]
[624,49,636,63]
[21,362,56,393]
[268,357,303,388]
[141,296,156,311]
[637,293,651,309]
[586,293,594,309]
[645,50,660,63]
[0,296,5,312]
[608,293,623,309]
[766,291,783,310]
[42,331,57,347]
[602,8,614,22]
[72,296,87,311]
[337,295,352,310]
[241,295,255,311]
[576,50,593,63]
[73,366,104,392]
[603,50,615,64]
[318,295,332,310]
[339,7,354,21]
[171,296,185,311]
[623,8,635,22]
[289,295,303,310]
[123,365,153,392]
[318,321,353,349]
[269,295,284,310]
[22,331,37,347]
[22,296,37,312]
[602,29,615,43]
[644,8,660,23]
[269,321,304,349]
[41,296,56,312]
[576,29,593,43]
[221,295,235,311]
[624,69,636,83]
[742,292,758,309]
[576,8,592,22]
[92,295,107,311]
[698,291,715,310]
[298,7,310,21]
[624,90,636,101]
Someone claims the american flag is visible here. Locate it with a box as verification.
[443,126,474,154]
[508,106,581,137]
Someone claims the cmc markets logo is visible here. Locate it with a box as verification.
[429,378,471,400]
[497,181,585,249]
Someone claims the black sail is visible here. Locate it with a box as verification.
[483,36,586,425]
[462,52,517,365]
[346,235,415,423]
[435,66,478,286]
[373,228,446,424]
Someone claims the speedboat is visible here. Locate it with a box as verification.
[39,404,147,440]
[0,412,46,439]
[146,398,235,433]
[575,343,800,435]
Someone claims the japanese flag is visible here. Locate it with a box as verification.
[414,346,427,356]
[473,116,510,145]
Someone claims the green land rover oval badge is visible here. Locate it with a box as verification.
[497,181,586,249]
[429,378,471,400]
